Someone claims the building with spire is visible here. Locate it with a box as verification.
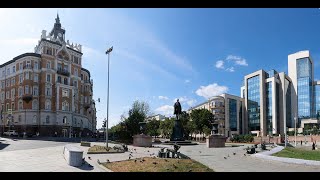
[0,14,96,137]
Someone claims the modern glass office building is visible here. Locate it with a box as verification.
[247,75,261,131]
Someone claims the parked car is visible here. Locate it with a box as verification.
[4,130,18,136]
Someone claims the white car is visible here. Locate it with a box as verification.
[4,130,18,136]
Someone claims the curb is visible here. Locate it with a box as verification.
[253,146,320,166]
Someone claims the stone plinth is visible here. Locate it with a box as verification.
[63,145,83,167]
[206,135,226,148]
[133,134,152,147]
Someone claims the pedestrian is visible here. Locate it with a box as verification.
[312,142,316,150]
[55,131,57,137]
[301,140,302,146]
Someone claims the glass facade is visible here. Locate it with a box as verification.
[286,79,292,127]
[266,82,273,135]
[315,84,320,119]
[247,75,260,131]
[297,58,312,122]
[229,99,237,131]
[267,69,278,78]
[239,103,242,134]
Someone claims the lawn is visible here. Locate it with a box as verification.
[102,157,214,172]
[272,147,320,161]
[87,145,125,154]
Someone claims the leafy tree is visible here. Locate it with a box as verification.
[190,109,213,140]
[159,117,174,139]
[146,118,160,138]
[185,120,196,140]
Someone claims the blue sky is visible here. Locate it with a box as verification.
[1,8,320,128]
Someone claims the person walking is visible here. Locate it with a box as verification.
[312,142,316,150]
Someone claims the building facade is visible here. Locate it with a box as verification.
[146,114,166,122]
[0,15,96,137]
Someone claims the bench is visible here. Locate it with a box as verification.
[63,145,84,167]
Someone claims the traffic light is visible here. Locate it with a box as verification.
[102,120,106,128]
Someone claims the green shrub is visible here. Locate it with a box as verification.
[231,134,253,143]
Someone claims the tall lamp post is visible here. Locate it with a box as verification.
[294,117,297,147]
[105,46,113,148]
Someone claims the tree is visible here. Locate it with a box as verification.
[124,100,150,139]
[146,118,160,138]
[159,117,174,139]
[190,109,213,140]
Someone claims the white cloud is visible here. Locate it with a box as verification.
[187,99,197,106]
[185,79,190,83]
[226,55,248,66]
[226,67,235,72]
[195,83,228,99]
[158,96,169,100]
[173,96,188,103]
[215,60,224,69]
[155,105,174,116]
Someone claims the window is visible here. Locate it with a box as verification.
[46,116,50,124]
[6,91,9,99]
[74,69,78,76]
[19,115,21,122]
[46,87,51,96]
[2,70,4,77]
[11,103,14,111]
[32,100,38,110]
[57,76,61,83]
[19,87,23,97]
[18,100,23,110]
[19,74,23,83]
[26,61,31,69]
[46,62,51,69]
[46,48,52,55]
[46,74,51,82]
[25,85,29,94]
[32,115,37,124]
[84,96,87,103]
[62,89,69,97]
[6,80,9,87]
[1,81,3,89]
[63,65,68,72]
[34,74,38,82]
[1,92,4,101]
[45,100,51,110]
[11,78,15,86]
[34,62,38,70]
[12,66,15,73]
[25,72,29,80]
[62,101,69,111]
[73,80,77,87]
[11,89,15,99]
[81,74,83,80]
[33,86,38,96]
[63,116,67,124]
[7,68,10,75]
[64,78,68,85]
[6,103,9,112]
[19,63,23,70]
[74,56,79,64]
[58,63,62,71]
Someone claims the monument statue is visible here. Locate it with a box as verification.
[174,99,182,120]
[170,99,184,141]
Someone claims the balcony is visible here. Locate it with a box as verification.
[210,104,225,109]
[22,94,33,103]
[57,69,70,76]
[23,65,33,70]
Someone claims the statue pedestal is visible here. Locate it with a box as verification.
[133,134,152,147]
[170,119,184,141]
[206,135,226,148]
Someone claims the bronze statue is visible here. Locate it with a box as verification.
[174,99,182,120]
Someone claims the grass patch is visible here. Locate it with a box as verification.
[87,145,125,154]
[102,157,214,172]
[272,147,320,161]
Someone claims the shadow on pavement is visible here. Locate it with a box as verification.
[77,161,94,171]
[0,143,10,150]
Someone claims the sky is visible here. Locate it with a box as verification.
[1,8,320,129]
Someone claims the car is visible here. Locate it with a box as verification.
[4,130,18,136]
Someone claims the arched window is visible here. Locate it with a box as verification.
[62,101,69,111]
[18,100,23,110]
[18,115,21,122]
[63,116,67,124]
[33,115,37,124]
[46,116,50,124]
[32,99,38,110]
[64,78,68,85]
[45,100,51,110]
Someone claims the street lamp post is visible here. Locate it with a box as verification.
[105,46,113,148]
[295,117,298,146]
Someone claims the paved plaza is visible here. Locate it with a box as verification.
[1,137,320,172]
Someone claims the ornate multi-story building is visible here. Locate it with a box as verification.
[0,14,97,137]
